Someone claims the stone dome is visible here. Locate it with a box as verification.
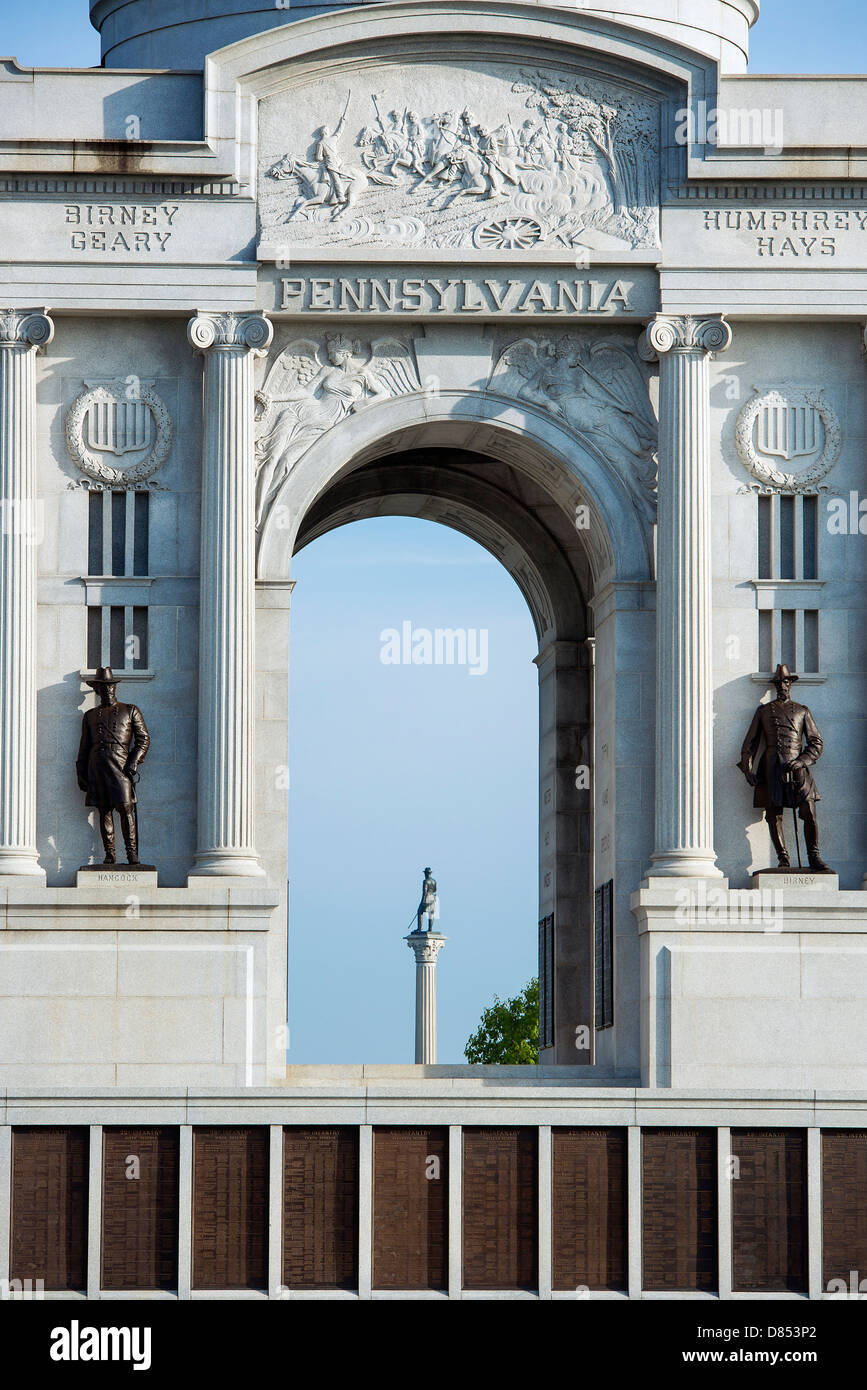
[90,0,760,73]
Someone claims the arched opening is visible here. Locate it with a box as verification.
[255,387,655,1069]
[263,412,635,1063]
[287,512,539,1063]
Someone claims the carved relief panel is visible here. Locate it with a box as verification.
[65,377,173,490]
[255,335,421,527]
[487,329,658,520]
[258,59,661,257]
[253,328,657,535]
[734,385,841,492]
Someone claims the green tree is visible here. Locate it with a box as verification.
[464,977,539,1064]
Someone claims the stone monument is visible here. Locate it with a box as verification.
[75,666,153,870]
[405,868,447,1063]
[737,662,831,874]
[0,0,865,1305]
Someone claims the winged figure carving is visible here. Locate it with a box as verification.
[489,334,658,518]
[255,334,421,528]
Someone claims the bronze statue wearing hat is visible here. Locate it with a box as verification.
[737,663,830,872]
[415,868,438,933]
[76,667,150,865]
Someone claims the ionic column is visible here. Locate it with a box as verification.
[639,314,731,877]
[0,309,53,876]
[862,329,867,892]
[404,930,447,1063]
[187,311,273,876]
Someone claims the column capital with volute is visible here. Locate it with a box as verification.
[0,309,54,350]
[0,309,54,353]
[639,313,732,360]
[187,311,272,355]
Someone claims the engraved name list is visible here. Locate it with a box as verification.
[65,203,179,253]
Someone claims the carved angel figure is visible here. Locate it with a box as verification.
[255,335,421,528]
[489,335,658,517]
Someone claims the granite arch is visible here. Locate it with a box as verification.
[261,397,652,1062]
[256,391,654,590]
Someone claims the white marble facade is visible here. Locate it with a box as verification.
[0,0,865,1092]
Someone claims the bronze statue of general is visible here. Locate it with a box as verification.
[76,667,150,866]
[415,868,439,933]
[737,662,830,872]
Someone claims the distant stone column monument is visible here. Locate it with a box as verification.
[405,868,447,1064]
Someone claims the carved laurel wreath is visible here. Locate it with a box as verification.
[65,383,173,487]
[734,386,841,491]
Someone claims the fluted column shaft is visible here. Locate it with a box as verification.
[188,312,272,876]
[405,932,447,1064]
[640,315,731,877]
[862,328,867,891]
[0,310,53,876]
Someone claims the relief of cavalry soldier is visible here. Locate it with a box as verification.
[76,667,150,866]
[737,662,831,872]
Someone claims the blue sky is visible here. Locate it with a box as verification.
[4,2,867,71]
[288,519,538,1063]
[5,2,865,1062]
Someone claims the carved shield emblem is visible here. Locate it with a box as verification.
[83,395,154,457]
[735,386,840,490]
[755,399,822,463]
[66,378,172,488]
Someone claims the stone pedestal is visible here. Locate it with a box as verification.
[639,314,731,879]
[405,930,447,1064]
[752,870,840,892]
[632,879,867,1088]
[0,878,280,1087]
[187,311,273,877]
[76,866,159,889]
[0,310,53,877]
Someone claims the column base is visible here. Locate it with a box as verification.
[0,849,45,879]
[648,850,724,879]
[190,851,266,878]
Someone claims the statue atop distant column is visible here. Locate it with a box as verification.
[76,667,150,866]
[737,663,831,872]
[405,867,447,1063]
[415,867,439,932]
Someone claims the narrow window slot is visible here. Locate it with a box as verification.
[111,492,126,577]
